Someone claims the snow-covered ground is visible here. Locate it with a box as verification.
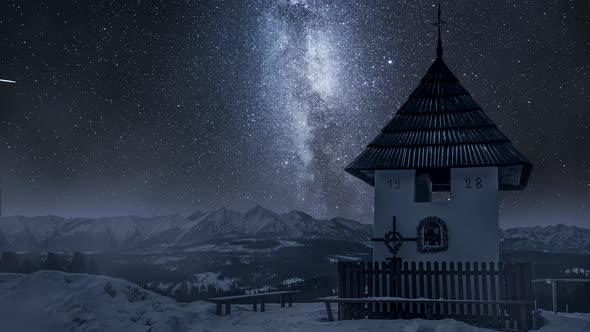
[1,271,589,332]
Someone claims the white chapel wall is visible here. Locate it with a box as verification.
[374,167,499,263]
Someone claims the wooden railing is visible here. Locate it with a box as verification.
[337,260,534,330]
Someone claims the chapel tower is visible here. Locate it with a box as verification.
[346,6,532,262]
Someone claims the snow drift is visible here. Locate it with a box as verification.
[1,271,589,332]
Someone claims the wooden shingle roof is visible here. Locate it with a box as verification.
[346,37,531,190]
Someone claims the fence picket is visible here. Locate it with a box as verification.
[434,262,441,318]
[381,261,388,317]
[449,261,456,317]
[411,261,418,315]
[457,262,465,319]
[480,262,490,323]
[465,262,473,320]
[473,262,481,318]
[335,260,531,330]
[418,262,425,317]
[441,262,448,317]
[374,261,381,318]
[489,262,499,328]
[403,261,410,318]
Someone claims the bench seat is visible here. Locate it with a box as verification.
[316,296,534,325]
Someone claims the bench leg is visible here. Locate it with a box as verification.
[216,303,222,316]
[325,302,334,322]
[281,295,285,308]
[225,303,231,316]
[288,294,292,307]
[261,301,265,312]
[253,299,257,312]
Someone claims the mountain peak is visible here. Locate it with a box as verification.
[245,204,276,217]
[283,210,313,221]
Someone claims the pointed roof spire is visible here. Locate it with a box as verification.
[345,4,532,190]
[433,3,444,59]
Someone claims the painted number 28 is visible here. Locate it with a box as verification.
[387,178,401,189]
[465,177,483,189]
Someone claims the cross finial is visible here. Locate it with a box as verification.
[433,3,445,59]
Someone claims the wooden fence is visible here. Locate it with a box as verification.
[337,260,533,330]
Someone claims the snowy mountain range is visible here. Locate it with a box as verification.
[500,224,590,254]
[1,205,589,254]
[0,205,371,252]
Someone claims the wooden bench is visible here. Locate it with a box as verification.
[316,296,535,328]
[209,291,300,316]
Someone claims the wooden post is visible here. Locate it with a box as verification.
[325,302,334,322]
[253,299,258,312]
[359,262,366,319]
[225,303,231,316]
[281,294,285,308]
[522,262,533,330]
[216,303,222,316]
[367,262,374,318]
[338,262,344,320]
[381,261,388,317]
[288,294,293,307]
[552,280,557,314]
[261,300,265,312]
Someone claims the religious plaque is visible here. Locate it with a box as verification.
[417,216,448,253]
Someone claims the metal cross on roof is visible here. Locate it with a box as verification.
[371,216,417,262]
[433,4,445,59]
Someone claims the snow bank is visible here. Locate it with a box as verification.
[1,271,589,332]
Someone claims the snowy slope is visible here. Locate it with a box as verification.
[1,271,589,332]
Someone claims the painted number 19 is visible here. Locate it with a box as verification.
[387,178,401,190]
[465,177,483,189]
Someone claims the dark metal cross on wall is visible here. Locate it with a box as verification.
[371,217,417,261]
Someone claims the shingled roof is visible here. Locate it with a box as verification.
[345,22,532,190]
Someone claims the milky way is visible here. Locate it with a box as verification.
[0,1,588,226]
[259,0,363,217]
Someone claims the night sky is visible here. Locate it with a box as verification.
[0,1,588,227]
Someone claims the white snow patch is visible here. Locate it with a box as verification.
[328,255,362,263]
[282,277,304,286]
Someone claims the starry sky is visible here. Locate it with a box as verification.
[0,1,588,227]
